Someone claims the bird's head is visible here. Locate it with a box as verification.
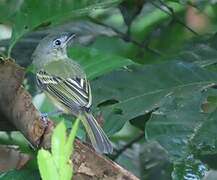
[32,32,76,69]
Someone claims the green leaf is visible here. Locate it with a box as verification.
[0,169,40,180]
[60,164,73,180]
[0,131,32,153]
[37,149,59,180]
[146,90,206,160]
[176,35,217,68]
[91,62,217,136]
[7,0,122,54]
[37,120,78,180]
[64,118,80,164]
[191,109,217,156]
[201,88,217,113]
[131,2,184,40]
[145,87,217,164]
[51,121,66,169]
[119,0,144,27]
[69,46,134,79]
[0,0,22,22]
[139,141,173,180]
[172,156,208,180]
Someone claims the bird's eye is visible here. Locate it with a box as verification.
[54,39,61,46]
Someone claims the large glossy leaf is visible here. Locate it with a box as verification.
[176,35,217,68]
[69,46,133,79]
[91,62,217,136]
[146,87,217,163]
[172,156,208,180]
[191,109,217,156]
[139,141,173,180]
[6,0,122,54]
[146,90,207,159]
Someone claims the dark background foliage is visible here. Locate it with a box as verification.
[1,0,217,179]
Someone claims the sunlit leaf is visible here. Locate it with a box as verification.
[37,149,59,180]
[64,118,80,164]
[51,121,66,169]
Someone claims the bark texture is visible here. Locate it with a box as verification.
[0,60,139,180]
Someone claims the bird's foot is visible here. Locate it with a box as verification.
[40,113,49,128]
[39,110,64,127]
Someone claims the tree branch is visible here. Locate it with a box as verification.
[149,0,199,36]
[88,17,161,56]
[0,60,139,180]
[111,133,145,160]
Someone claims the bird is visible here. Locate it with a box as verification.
[31,32,113,154]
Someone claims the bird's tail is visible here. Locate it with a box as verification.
[80,111,113,154]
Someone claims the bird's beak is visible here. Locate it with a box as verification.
[65,33,76,46]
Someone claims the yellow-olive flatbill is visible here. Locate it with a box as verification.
[32,32,113,154]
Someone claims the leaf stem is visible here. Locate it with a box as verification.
[88,17,161,56]
[149,0,199,36]
[111,132,145,160]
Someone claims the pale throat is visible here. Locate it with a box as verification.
[33,48,68,70]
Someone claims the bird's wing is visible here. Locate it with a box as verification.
[36,70,92,109]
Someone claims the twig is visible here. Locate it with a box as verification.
[149,0,199,36]
[111,133,145,160]
[88,17,161,56]
[187,1,202,11]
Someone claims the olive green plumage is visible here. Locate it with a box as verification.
[32,32,113,154]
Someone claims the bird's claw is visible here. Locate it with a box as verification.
[40,113,49,128]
